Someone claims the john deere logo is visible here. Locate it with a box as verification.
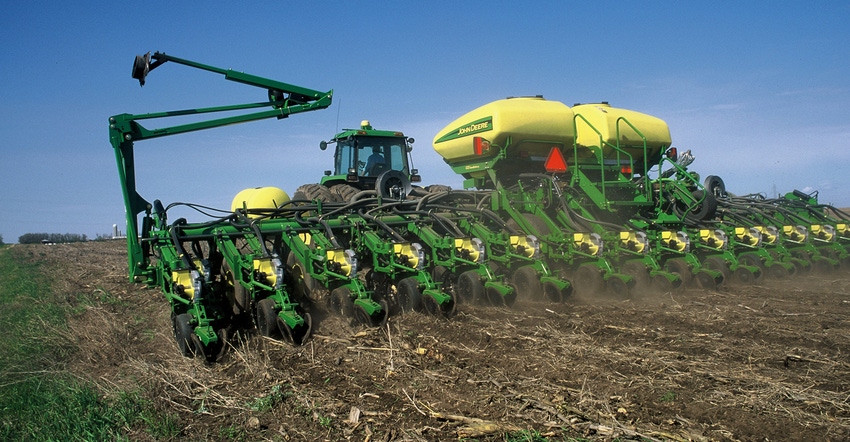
[435,117,492,143]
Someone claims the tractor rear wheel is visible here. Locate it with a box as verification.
[293,183,334,203]
[329,184,359,203]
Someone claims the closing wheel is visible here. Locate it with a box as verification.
[487,285,512,306]
[512,265,542,300]
[396,277,423,312]
[814,258,837,274]
[767,263,790,279]
[423,294,456,318]
[737,255,765,283]
[696,271,723,290]
[279,312,312,346]
[652,274,675,293]
[456,270,484,304]
[353,300,388,327]
[733,267,756,285]
[329,287,355,318]
[214,328,229,361]
[423,295,438,315]
[703,256,731,282]
[172,313,195,358]
[664,258,693,288]
[194,328,227,363]
[573,265,605,297]
[606,277,630,300]
[542,281,563,303]
[255,298,280,338]
[621,261,650,294]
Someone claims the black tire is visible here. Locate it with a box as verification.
[353,303,375,326]
[686,189,717,221]
[375,170,412,199]
[329,183,360,203]
[172,313,195,358]
[703,256,731,282]
[396,277,423,312]
[432,265,455,297]
[767,263,790,279]
[512,265,542,300]
[606,277,630,300]
[456,270,484,304]
[733,267,756,285]
[703,175,727,199]
[664,258,693,287]
[573,264,605,297]
[293,183,335,203]
[329,286,355,318]
[426,184,452,193]
[621,261,650,293]
[255,298,279,338]
[542,281,563,303]
[737,255,764,283]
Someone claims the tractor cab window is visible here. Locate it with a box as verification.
[335,136,408,177]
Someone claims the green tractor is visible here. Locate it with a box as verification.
[301,120,422,202]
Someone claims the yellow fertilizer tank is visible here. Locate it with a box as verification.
[433,96,576,166]
[571,102,671,167]
[231,186,290,218]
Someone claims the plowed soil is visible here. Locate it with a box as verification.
[13,241,850,441]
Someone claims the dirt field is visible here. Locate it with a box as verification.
[15,240,850,441]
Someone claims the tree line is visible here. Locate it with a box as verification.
[18,233,89,244]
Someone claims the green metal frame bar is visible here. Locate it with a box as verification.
[109,52,333,281]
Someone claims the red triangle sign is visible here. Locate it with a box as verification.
[544,147,568,173]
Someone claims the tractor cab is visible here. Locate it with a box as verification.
[320,120,420,191]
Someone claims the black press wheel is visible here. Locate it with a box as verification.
[456,270,484,304]
[733,267,756,285]
[664,258,693,288]
[396,277,423,313]
[573,264,605,297]
[279,311,313,345]
[172,313,196,358]
[621,261,650,294]
[606,277,630,300]
[329,286,355,318]
[512,265,542,300]
[255,298,280,338]
[353,299,389,327]
[703,256,731,282]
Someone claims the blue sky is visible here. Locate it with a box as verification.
[1,1,849,243]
